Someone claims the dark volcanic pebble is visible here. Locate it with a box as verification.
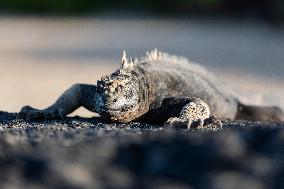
[1,111,284,189]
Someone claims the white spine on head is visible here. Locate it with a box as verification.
[121,50,134,71]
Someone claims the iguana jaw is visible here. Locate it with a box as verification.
[95,99,141,123]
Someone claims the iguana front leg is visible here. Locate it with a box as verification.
[145,97,222,130]
[18,84,97,120]
[166,98,222,130]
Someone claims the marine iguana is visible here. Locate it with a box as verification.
[18,49,284,129]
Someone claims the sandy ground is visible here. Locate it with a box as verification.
[0,17,283,117]
[1,111,284,189]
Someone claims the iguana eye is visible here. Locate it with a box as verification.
[115,86,123,93]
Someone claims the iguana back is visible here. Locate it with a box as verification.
[136,51,238,120]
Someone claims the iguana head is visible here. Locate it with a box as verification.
[95,51,141,122]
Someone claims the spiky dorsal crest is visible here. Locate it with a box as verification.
[120,48,192,69]
[144,48,181,64]
[121,50,135,71]
[145,48,162,61]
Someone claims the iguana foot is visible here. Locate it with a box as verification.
[165,117,193,129]
[165,116,222,131]
[164,97,222,131]
[17,106,64,121]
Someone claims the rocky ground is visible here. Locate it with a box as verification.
[1,111,284,189]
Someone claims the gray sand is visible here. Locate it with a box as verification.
[1,111,284,189]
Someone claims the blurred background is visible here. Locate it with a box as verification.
[0,0,283,116]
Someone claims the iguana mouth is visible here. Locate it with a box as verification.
[108,103,136,113]
[108,108,121,112]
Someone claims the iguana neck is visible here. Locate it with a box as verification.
[130,66,158,120]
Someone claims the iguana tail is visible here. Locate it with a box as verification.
[236,103,284,122]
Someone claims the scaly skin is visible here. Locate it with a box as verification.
[18,49,284,130]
